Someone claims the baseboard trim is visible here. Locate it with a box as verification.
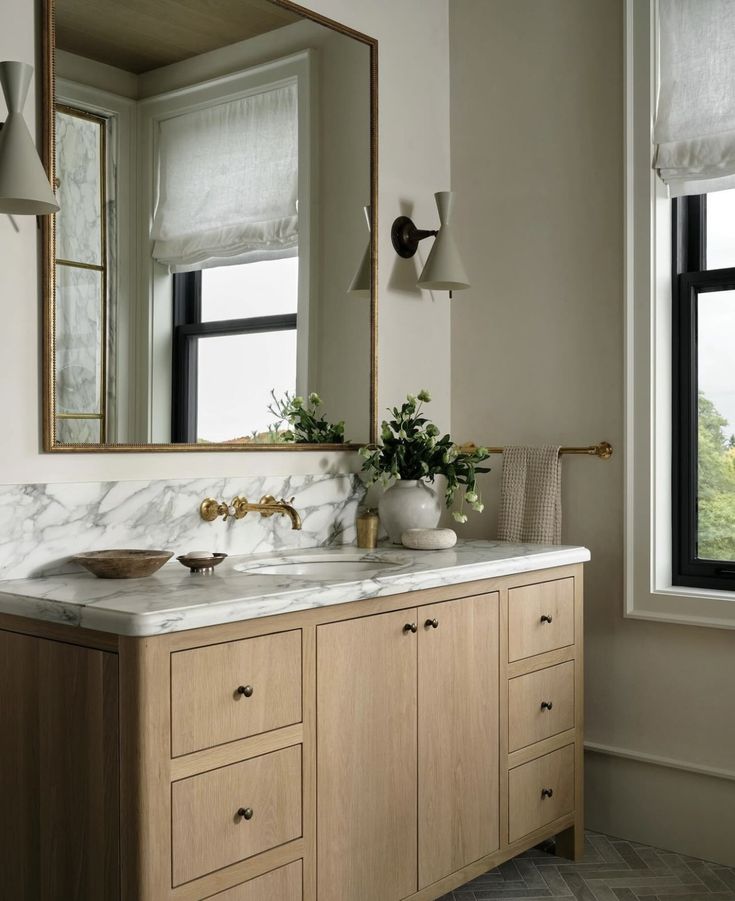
[585,741,735,783]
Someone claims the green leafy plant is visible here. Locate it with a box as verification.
[359,389,491,522]
[268,390,346,444]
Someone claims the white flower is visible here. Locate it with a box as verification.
[470,501,485,513]
[465,491,478,503]
[452,511,468,523]
[308,392,321,405]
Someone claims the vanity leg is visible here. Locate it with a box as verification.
[555,824,584,861]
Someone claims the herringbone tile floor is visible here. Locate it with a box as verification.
[439,832,735,901]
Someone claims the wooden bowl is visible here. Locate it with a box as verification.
[72,549,174,579]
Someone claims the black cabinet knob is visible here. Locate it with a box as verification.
[403,622,418,633]
[237,685,254,698]
[237,807,254,820]
[541,700,553,711]
[541,788,554,799]
[424,618,439,629]
[540,614,553,624]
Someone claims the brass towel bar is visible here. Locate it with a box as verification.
[460,441,613,459]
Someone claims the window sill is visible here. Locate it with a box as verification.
[626,585,735,630]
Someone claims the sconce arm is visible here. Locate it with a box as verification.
[391,215,438,259]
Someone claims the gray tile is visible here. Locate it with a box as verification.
[683,861,732,892]
[451,832,735,901]
[560,873,598,901]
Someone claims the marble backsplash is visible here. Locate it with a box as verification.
[0,473,365,581]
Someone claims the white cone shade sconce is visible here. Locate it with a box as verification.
[0,61,59,215]
[347,205,372,296]
[391,191,469,295]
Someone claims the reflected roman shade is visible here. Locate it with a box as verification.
[654,0,735,196]
[151,82,298,272]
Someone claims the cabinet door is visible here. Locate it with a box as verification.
[0,630,120,901]
[317,609,418,901]
[418,594,499,889]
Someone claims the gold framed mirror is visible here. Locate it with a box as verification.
[41,0,377,452]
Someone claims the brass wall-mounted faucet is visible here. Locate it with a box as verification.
[200,495,302,530]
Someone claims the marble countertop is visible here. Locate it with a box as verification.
[0,540,590,637]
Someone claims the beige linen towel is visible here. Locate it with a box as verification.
[497,446,562,544]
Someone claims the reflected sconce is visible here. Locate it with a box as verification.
[347,205,371,296]
[391,191,469,295]
[0,61,59,215]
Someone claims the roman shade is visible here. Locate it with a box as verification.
[654,0,735,196]
[151,81,298,272]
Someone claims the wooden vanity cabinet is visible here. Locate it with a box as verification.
[0,562,583,901]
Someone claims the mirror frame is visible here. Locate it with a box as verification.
[41,0,378,453]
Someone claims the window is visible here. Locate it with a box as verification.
[54,105,108,444]
[625,0,735,627]
[672,192,735,590]
[171,259,299,443]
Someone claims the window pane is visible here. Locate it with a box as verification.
[196,330,297,442]
[56,418,101,444]
[55,266,103,416]
[55,109,103,267]
[697,290,735,561]
[201,258,298,321]
[706,189,735,270]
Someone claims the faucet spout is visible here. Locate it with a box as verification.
[277,499,302,531]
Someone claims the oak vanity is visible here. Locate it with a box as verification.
[0,540,588,901]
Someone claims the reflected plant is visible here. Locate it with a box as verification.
[268,390,346,444]
[359,389,491,522]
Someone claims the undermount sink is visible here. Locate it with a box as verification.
[235,552,410,579]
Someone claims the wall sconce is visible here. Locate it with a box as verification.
[0,61,59,215]
[391,191,469,294]
[347,205,371,296]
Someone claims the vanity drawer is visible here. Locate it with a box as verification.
[171,745,302,886]
[508,661,575,752]
[206,860,302,900]
[508,578,574,662]
[171,630,302,757]
[508,744,574,843]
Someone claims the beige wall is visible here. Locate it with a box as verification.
[450,0,735,866]
[0,0,451,484]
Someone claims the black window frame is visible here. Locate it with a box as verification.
[170,271,297,443]
[672,194,735,590]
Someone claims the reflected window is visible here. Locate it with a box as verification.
[171,259,298,442]
[54,105,108,443]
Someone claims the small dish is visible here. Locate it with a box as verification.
[72,549,173,579]
[177,552,228,575]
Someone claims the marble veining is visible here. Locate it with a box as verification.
[0,473,364,581]
[0,539,590,637]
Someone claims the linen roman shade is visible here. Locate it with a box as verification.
[654,0,735,196]
[151,81,298,272]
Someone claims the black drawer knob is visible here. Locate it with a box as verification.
[237,685,254,698]
[541,788,554,799]
[424,618,439,629]
[404,622,418,633]
[237,807,254,820]
[540,614,553,624]
[541,701,553,711]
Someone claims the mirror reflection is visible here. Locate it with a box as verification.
[49,0,375,448]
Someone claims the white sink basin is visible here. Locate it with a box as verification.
[235,552,410,579]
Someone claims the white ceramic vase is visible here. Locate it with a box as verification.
[378,480,442,544]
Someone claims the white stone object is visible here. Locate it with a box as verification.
[401,528,457,550]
